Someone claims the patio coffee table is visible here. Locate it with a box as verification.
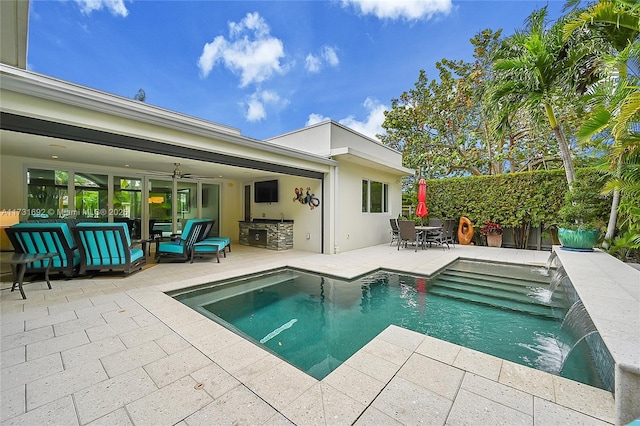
[1,252,58,299]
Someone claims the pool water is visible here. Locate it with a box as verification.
[171,261,603,388]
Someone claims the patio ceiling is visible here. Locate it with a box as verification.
[0,128,273,181]
[1,114,329,181]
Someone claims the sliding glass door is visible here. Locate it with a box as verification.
[114,176,142,238]
[26,168,69,218]
[75,172,108,220]
[202,183,220,237]
[25,166,221,241]
[148,178,173,238]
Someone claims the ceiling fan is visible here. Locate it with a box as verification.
[171,163,189,179]
[145,163,213,180]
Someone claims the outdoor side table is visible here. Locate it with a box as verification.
[1,252,58,299]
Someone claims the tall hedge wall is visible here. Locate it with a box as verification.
[423,168,610,229]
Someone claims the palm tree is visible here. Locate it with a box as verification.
[564,0,639,79]
[564,0,639,245]
[491,7,593,185]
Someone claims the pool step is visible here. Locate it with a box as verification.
[443,267,552,288]
[429,264,566,319]
[446,261,551,285]
[428,286,564,319]
[434,273,565,308]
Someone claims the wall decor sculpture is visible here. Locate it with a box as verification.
[293,187,320,210]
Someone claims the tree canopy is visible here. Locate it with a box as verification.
[380,0,639,257]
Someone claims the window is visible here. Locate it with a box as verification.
[362,179,388,213]
[75,173,108,219]
[27,169,69,218]
[114,177,142,238]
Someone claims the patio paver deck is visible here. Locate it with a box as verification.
[1,243,629,425]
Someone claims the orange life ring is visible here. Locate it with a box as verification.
[458,217,474,245]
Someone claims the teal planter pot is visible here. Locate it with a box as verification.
[558,228,599,251]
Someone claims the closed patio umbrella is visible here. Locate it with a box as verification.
[416,178,427,223]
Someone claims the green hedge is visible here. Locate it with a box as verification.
[423,168,610,229]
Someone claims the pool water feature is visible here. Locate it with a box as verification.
[170,260,608,388]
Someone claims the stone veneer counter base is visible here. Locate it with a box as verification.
[239,220,293,250]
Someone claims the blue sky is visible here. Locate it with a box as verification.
[27,0,564,141]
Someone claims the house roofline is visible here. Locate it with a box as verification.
[267,119,405,158]
[0,64,338,168]
[330,146,414,176]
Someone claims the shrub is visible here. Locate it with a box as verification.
[480,222,503,235]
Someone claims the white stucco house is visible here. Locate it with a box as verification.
[0,0,412,254]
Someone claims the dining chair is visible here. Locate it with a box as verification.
[425,217,447,249]
[397,220,424,252]
[389,218,400,247]
[441,219,456,247]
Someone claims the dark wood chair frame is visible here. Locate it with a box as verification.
[5,225,79,278]
[71,225,147,276]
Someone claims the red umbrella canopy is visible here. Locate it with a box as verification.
[416,178,428,218]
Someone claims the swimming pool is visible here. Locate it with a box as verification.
[170,260,605,388]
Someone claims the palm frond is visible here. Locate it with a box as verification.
[578,107,613,140]
[614,89,640,140]
[563,1,640,41]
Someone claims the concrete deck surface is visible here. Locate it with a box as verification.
[1,243,625,425]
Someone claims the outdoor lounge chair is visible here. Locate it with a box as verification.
[397,220,424,252]
[190,239,227,263]
[189,220,231,263]
[5,222,80,278]
[199,221,231,254]
[389,218,400,247]
[71,222,146,275]
[155,220,210,262]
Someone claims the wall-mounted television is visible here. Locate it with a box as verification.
[254,179,279,203]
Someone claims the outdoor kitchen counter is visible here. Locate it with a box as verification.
[239,220,293,250]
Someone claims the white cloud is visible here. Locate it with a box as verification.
[198,12,286,87]
[305,54,322,73]
[246,97,267,122]
[306,98,388,140]
[245,89,286,122]
[306,113,330,126]
[341,0,452,21]
[74,0,128,17]
[322,46,339,67]
[305,46,339,73]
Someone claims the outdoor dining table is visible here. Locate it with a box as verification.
[415,225,443,248]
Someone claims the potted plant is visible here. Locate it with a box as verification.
[480,221,503,247]
[557,177,604,251]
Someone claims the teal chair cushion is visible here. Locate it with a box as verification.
[10,222,79,267]
[130,248,145,262]
[77,222,131,245]
[180,218,211,238]
[202,236,230,247]
[158,242,186,254]
[75,223,132,265]
[193,241,224,253]
[12,222,75,247]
